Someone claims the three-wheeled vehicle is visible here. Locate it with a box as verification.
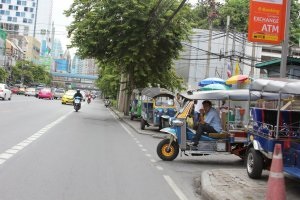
[140,87,177,130]
[156,89,260,161]
[129,89,142,120]
[246,79,300,179]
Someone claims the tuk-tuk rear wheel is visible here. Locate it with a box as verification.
[157,139,179,161]
[246,148,263,179]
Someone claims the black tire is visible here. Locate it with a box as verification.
[140,119,145,130]
[157,139,179,161]
[246,148,264,179]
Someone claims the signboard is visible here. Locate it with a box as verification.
[248,0,287,44]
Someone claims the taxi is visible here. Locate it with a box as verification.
[61,90,76,104]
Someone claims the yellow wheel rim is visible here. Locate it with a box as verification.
[161,144,175,157]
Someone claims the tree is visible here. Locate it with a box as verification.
[0,67,8,83]
[65,0,192,113]
[11,61,52,86]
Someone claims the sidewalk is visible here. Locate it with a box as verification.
[111,108,269,200]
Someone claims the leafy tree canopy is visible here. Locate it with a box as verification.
[0,67,8,83]
[65,0,192,92]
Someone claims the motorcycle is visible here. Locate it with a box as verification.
[87,96,91,104]
[74,97,82,112]
[104,99,110,107]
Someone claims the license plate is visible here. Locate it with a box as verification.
[74,99,80,103]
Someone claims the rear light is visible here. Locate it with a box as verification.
[0,90,3,92]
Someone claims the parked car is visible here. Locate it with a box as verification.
[53,88,65,99]
[24,87,36,96]
[17,87,25,95]
[0,83,12,100]
[35,85,45,97]
[61,90,76,104]
[38,88,54,99]
[10,87,19,94]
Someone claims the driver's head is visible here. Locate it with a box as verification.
[76,89,80,93]
[202,100,212,113]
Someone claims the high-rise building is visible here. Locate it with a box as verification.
[0,0,53,52]
[51,38,63,59]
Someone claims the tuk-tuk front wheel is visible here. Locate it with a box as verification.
[246,148,263,179]
[157,139,179,161]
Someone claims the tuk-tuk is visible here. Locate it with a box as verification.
[246,79,300,179]
[129,89,142,120]
[156,89,260,161]
[140,87,177,130]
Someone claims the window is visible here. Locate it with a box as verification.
[12,17,17,22]
[7,16,12,21]
[0,10,4,15]
[24,7,28,12]
[14,6,18,10]
[21,12,25,17]
[22,1,26,6]
[30,8,33,12]
[31,14,34,18]
[5,10,9,15]
[8,5,13,10]
[0,4,2,9]
[16,12,20,16]
[23,18,27,23]
[17,0,21,5]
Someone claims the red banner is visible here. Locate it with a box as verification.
[248,0,287,44]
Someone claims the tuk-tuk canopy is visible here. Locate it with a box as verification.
[181,89,261,101]
[250,78,300,95]
[141,87,175,98]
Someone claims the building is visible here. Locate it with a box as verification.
[51,38,63,59]
[0,28,7,67]
[0,0,37,36]
[0,0,54,56]
[174,29,261,89]
[23,36,40,62]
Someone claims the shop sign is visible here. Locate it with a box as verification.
[248,0,287,44]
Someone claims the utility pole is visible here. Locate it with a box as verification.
[280,0,291,78]
[250,42,256,77]
[206,0,217,78]
[223,15,230,79]
[33,0,39,37]
[230,28,236,70]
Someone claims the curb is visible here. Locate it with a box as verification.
[200,170,220,200]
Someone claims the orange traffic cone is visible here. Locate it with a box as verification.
[266,143,286,200]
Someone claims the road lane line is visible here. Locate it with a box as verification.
[145,154,151,157]
[163,175,189,200]
[156,166,164,171]
[150,159,156,163]
[0,110,73,166]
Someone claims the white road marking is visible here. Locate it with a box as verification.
[145,154,151,157]
[141,148,147,152]
[0,110,72,166]
[108,109,188,200]
[163,175,189,200]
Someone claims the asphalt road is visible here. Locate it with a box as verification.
[0,95,212,200]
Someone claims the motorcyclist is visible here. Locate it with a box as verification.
[73,89,83,101]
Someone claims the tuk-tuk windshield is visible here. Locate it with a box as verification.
[155,96,174,106]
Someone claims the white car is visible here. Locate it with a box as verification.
[24,87,36,96]
[0,83,12,100]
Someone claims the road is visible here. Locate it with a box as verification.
[1,95,218,200]
[2,96,298,200]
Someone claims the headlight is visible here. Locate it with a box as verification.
[172,119,184,127]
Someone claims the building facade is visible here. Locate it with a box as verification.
[174,29,261,90]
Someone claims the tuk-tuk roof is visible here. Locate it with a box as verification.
[141,87,175,98]
[181,89,261,101]
[250,78,300,95]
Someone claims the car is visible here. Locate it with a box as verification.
[10,87,19,94]
[35,85,45,97]
[53,88,65,99]
[61,90,76,104]
[24,87,36,96]
[0,83,12,100]
[38,88,54,99]
[17,87,25,95]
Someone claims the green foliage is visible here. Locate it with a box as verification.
[0,67,8,82]
[11,61,52,85]
[65,0,192,95]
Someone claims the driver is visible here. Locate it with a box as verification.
[191,100,222,147]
